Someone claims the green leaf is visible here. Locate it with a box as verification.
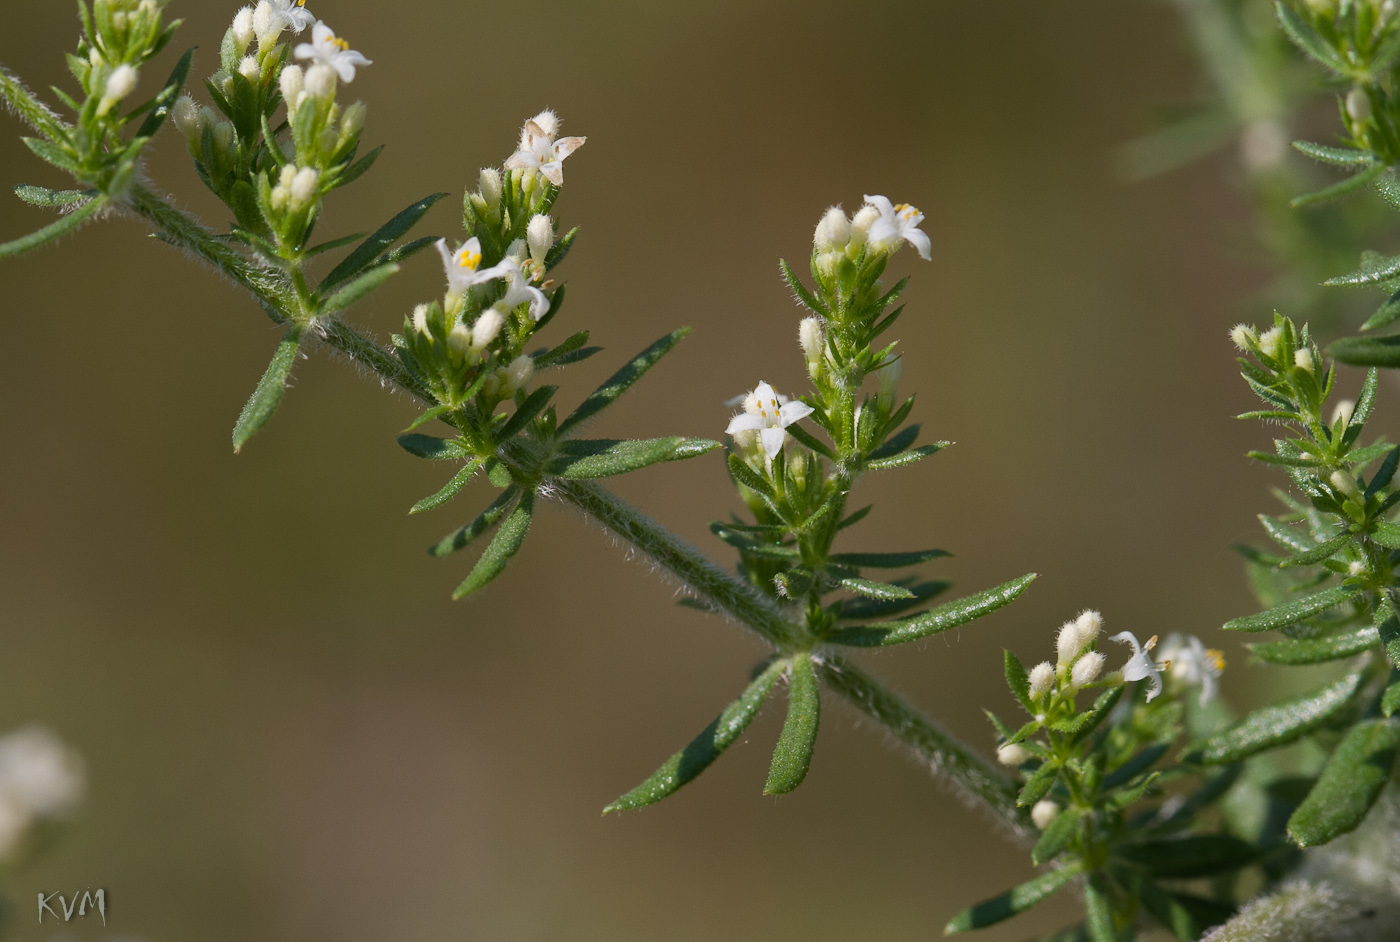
[1361,289,1400,332]
[410,459,483,515]
[1382,681,1400,717]
[332,144,382,190]
[727,453,775,499]
[231,323,303,453]
[305,232,367,257]
[943,864,1082,934]
[1290,163,1386,208]
[320,193,446,292]
[558,328,689,435]
[1325,251,1400,287]
[1005,650,1034,713]
[865,442,949,471]
[839,576,915,601]
[494,386,557,442]
[764,654,820,795]
[1112,835,1259,878]
[1222,584,1361,632]
[1018,760,1059,807]
[1248,626,1379,665]
[1288,718,1400,847]
[13,184,94,208]
[0,194,104,259]
[1292,141,1373,167]
[135,46,193,138]
[532,330,590,368]
[1032,806,1080,866]
[838,580,948,620]
[1367,446,1400,498]
[1278,532,1350,568]
[318,262,399,315]
[1375,593,1400,665]
[1329,334,1400,369]
[867,423,920,461]
[1083,877,1116,942]
[823,573,1036,647]
[1192,670,1364,764]
[0,65,71,142]
[605,659,785,812]
[428,487,517,557]
[1126,873,1225,942]
[452,489,535,598]
[402,404,451,433]
[828,548,950,568]
[397,433,471,461]
[1275,0,1350,74]
[1371,520,1400,549]
[779,258,830,315]
[547,437,718,479]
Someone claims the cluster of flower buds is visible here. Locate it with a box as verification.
[401,111,583,410]
[83,0,170,71]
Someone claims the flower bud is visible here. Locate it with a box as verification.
[253,0,283,47]
[339,101,367,140]
[813,206,851,253]
[212,119,236,157]
[232,6,255,47]
[877,358,902,412]
[111,10,129,32]
[289,167,319,207]
[1257,326,1284,360]
[239,55,262,84]
[996,743,1030,767]
[799,317,825,378]
[505,238,527,264]
[1073,610,1102,648]
[471,309,504,351]
[172,94,203,147]
[1294,348,1315,372]
[1031,800,1060,830]
[527,214,554,266]
[1332,399,1355,427]
[1056,622,1083,666]
[1349,560,1367,577]
[1229,323,1256,350]
[479,168,503,210]
[447,323,473,356]
[411,304,431,336]
[279,64,304,108]
[1347,87,1372,124]
[99,64,139,114]
[1028,662,1055,699]
[850,204,880,247]
[814,251,840,283]
[506,354,534,392]
[304,63,336,100]
[1330,470,1362,500]
[1071,651,1105,687]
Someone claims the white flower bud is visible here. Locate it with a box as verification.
[996,743,1030,767]
[212,120,236,156]
[278,64,304,107]
[1330,470,1362,500]
[232,6,256,46]
[1071,651,1105,687]
[1031,800,1060,830]
[799,317,825,377]
[1258,326,1284,360]
[289,166,319,207]
[1056,622,1083,666]
[478,168,503,210]
[447,323,473,355]
[304,63,336,100]
[172,94,203,146]
[1230,323,1257,350]
[877,358,903,411]
[99,64,139,113]
[531,109,560,138]
[1332,399,1355,427]
[1295,348,1315,372]
[111,10,129,32]
[339,101,366,139]
[506,354,534,392]
[1028,662,1055,700]
[411,304,431,336]
[239,55,262,84]
[527,214,554,266]
[137,0,158,18]
[505,238,527,264]
[814,251,840,283]
[253,0,283,46]
[471,309,504,351]
[1349,560,1367,577]
[1073,610,1102,648]
[814,206,851,253]
[850,204,880,245]
[1347,87,1372,124]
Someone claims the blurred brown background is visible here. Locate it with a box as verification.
[0,1,1384,940]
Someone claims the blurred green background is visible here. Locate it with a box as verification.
[0,1,1386,940]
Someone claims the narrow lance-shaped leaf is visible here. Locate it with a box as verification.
[547,437,720,479]
[1329,334,1400,369]
[1112,835,1260,878]
[397,433,472,461]
[1222,584,1361,632]
[943,864,1082,934]
[452,489,535,598]
[1278,532,1350,568]
[0,65,70,141]
[1288,718,1400,847]
[428,486,517,557]
[0,194,105,260]
[232,322,303,453]
[410,458,484,515]
[1083,877,1117,942]
[828,548,950,568]
[320,192,447,291]
[1032,806,1080,866]
[559,328,690,434]
[135,46,194,138]
[1004,650,1034,714]
[318,262,399,315]
[1292,141,1373,166]
[865,442,949,472]
[1275,0,1351,74]
[604,659,786,813]
[839,576,915,601]
[1248,626,1379,665]
[764,654,820,795]
[1290,163,1387,208]
[494,385,557,442]
[1191,670,1364,764]
[13,184,94,208]
[823,573,1037,647]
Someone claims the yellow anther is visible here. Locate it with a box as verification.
[1207,649,1227,671]
[332,36,349,51]
[1145,635,1158,651]
[459,250,482,270]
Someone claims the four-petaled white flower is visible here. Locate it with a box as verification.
[294,21,371,82]
[270,0,315,33]
[1158,634,1225,707]
[725,381,814,460]
[1112,631,1164,702]
[504,110,586,187]
[496,259,551,322]
[863,194,932,261]
[436,237,510,295]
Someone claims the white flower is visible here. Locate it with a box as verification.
[1028,662,1055,699]
[1031,799,1060,830]
[496,259,551,321]
[435,238,511,296]
[294,21,371,83]
[725,381,815,461]
[996,743,1030,767]
[1073,610,1102,647]
[1158,634,1225,707]
[503,110,586,187]
[863,194,932,261]
[270,0,315,32]
[0,727,84,818]
[527,214,554,266]
[1112,631,1164,702]
[1071,651,1105,687]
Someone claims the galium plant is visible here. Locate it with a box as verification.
[6,2,1400,940]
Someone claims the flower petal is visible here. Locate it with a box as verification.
[760,426,787,460]
[539,162,565,187]
[778,400,814,427]
[503,151,535,170]
[726,414,765,434]
[866,217,898,247]
[753,380,778,403]
[863,194,894,216]
[904,228,932,261]
[553,136,586,160]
